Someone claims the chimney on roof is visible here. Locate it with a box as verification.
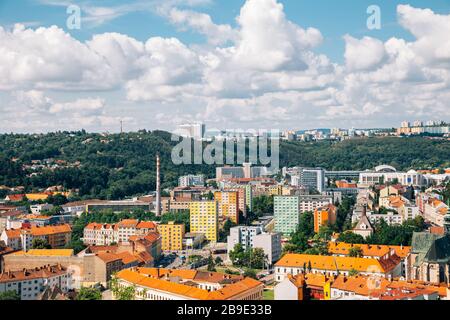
[156,154,161,217]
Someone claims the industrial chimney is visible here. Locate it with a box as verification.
[156,153,162,216]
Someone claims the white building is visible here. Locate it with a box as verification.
[359,166,426,188]
[30,204,54,215]
[175,123,206,140]
[289,168,325,193]
[227,226,282,265]
[298,195,333,213]
[178,175,205,187]
[0,265,71,300]
[253,232,282,265]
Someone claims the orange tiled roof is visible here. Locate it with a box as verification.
[30,224,71,236]
[117,269,210,300]
[4,229,21,239]
[85,223,115,230]
[116,269,262,300]
[135,268,243,284]
[96,252,122,264]
[328,242,411,258]
[0,265,66,283]
[275,254,398,273]
[143,232,160,243]
[208,277,262,300]
[136,221,156,229]
[6,194,24,202]
[331,275,391,296]
[117,219,139,228]
[387,280,448,298]
[116,251,139,265]
[87,245,118,254]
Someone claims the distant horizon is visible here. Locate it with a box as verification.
[0,0,449,132]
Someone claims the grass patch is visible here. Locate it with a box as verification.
[263,289,274,301]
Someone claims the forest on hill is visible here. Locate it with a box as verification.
[0,131,449,200]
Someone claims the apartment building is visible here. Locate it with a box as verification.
[158,222,185,251]
[0,224,72,251]
[178,175,205,187]
[190,201,219,242]
[227,226,282,265]
[299,195,333,213]
[0,264,71,300]
[215,191,240,224]
[83,223,117,246]
[82,220,157,245]
[274,196,300,236]
[314,204,337,233]
[224,187,247,217]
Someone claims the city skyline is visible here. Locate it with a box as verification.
[0,0,450,133]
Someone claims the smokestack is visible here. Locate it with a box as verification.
[156,153,161,216]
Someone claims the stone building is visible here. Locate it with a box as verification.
[406,209,450,284]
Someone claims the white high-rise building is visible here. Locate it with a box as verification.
[175,123,206,140]
[401,121,410,128]
[178,175,205,187]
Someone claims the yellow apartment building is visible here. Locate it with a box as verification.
[189,201,218,242]
[158,222,185,251]
[214,191,239,224]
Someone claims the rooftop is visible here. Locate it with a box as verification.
[11,249,74,257]
[115,268,262,300]
[275,253,400,273]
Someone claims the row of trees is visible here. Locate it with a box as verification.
[228,244,267,270]
[2,132,449,200]
[338,216,426,246]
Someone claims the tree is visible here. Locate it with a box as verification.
[348,246,364,258]
[286,212,314,253]
[317,225,333,241]
[298,212,315,238]
[76,287,102,300]
[252,195,274,217]
[110,277,136,300]
[0,290,20,300]
[229,244,265,269]
[207,254,216,272]
[250,248,266,270]
[218,219,237,242]
[31,238,51,249]
[215,256,223,265]
[338,232,366,244]
[243,268,257,279]
[116,286,136,300]
[348,269,359,277]
[229,244,247,266]
[47,193,68,206]
[336,197,355,232]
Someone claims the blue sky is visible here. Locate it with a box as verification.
[0,0,449,132]
[2,0,450,62]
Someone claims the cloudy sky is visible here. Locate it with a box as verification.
[0,0,449,133]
